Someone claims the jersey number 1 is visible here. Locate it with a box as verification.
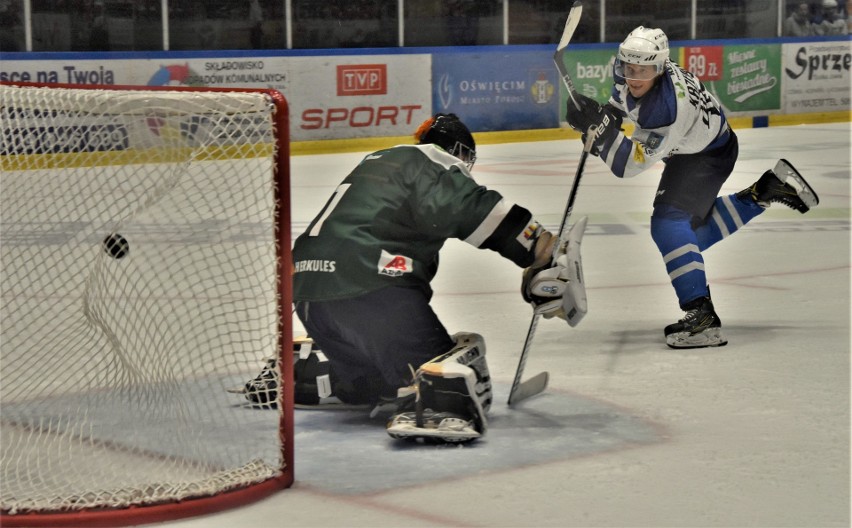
[308,183,351,237]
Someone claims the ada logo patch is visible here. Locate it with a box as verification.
[377,250,413,277]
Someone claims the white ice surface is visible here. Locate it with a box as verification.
[155,122,850,527]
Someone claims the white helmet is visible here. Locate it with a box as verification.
[615,26,669,80]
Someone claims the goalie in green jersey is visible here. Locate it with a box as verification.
[282,113,585,443]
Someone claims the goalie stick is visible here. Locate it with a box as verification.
[508,1,591,406]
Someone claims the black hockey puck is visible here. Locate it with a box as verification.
[103,233,129,259]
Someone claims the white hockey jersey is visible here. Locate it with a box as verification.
[600,60,730,179]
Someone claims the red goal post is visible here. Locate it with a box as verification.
[0,82,294,527]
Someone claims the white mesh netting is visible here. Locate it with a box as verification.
[0,84,288,515]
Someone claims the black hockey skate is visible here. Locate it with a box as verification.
[664,296,727,349]
[737,159,819,213]
[229,357,279,408]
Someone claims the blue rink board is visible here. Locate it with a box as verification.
[292,384,664,495]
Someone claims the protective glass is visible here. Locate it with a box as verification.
[614,59,662,81]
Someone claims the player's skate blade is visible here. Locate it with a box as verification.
[387,411,481,444]
[664,296,727,349]
[774,159,819,211]
[666,327,728,349]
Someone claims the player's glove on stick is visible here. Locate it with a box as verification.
[565,95,623,157]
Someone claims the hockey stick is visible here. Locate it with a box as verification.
[508,2,588,406]
[507,131,595,406]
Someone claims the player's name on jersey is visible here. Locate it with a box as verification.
[294,259,336,273]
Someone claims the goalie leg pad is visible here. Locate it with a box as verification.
[386,332,491,443]
[292,337,353,407]
[240,336,359,409]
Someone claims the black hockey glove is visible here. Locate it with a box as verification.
[565,95,623,156]
[580,103,623,157]
[564,93,604,133]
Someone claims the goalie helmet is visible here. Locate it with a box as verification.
[414,113,477,169]
[615,26,669,80]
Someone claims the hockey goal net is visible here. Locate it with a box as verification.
[0,83,293,526]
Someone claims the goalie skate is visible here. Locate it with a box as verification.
[230,357,279,408]
[386,410,480,443]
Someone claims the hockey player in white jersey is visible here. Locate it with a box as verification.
[564,26,818,348]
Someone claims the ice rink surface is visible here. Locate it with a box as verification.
[159,122,850,527]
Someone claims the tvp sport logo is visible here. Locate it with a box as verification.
[337,64,388,96]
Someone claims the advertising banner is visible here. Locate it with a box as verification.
[1,39,848,143]
[561,44,787,115]
[432,50,560,131]
[283,55,431,141]
[687,44,782,113]
[0,60,131,85]
[560,47,616,104]
[782,40,851,114]
[0,54,432,141]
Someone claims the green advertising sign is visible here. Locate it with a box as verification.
[560,44,783,114]
[690,44,782,113]
[563,48,617,104]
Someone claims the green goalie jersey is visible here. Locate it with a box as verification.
[293,144,544,301]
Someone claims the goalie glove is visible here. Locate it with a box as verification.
[521,216,588,327]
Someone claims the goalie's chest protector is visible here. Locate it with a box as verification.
[292,145,502,302]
